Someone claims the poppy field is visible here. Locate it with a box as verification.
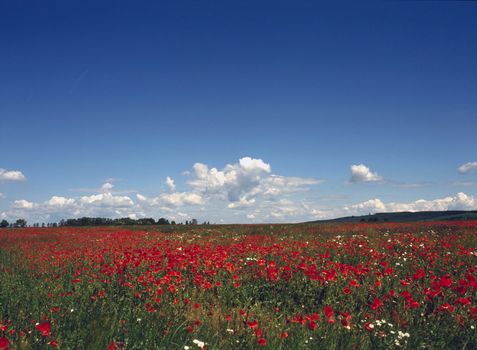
[1,222,477,349]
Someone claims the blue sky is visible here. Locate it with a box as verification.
[1,0,476,223]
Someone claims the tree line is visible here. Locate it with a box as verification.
[0,217,210,228]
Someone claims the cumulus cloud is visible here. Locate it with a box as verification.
[458,162,477,174]
[153,192,203,207]
[3,183,136,222]
[13,199,35,209]
[0,168,26,182]
[15,158,475,224]
[343,192,477,216]
[187,157,271,201]
[349,164,383,183]
[345,198,386,214]
[47,196,76,207]
[165,177,176,191]
[1,157,324,223]
[136,193,147,201]
[100,182,114,192]
[187,157,320,206]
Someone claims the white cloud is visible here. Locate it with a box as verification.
[345,198,386,214]
[259,175,322,197]
[79,192,134,207]
[227,198,256,209]
[0,193,5,199]
[101,182,114,192]
[13,199,35,209]
[0,156,324,223]
[349,164,383,183]
[0,168,26,182]
[7,157,474,224]
[165,176,176,191]
[47,196,76,207]
[458,162,477,174]
[187,157,320,206]
[239,157,271,173]
[158,192,203,206]
[343,192,477,216]
[135,191,203,208]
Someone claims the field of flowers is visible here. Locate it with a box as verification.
[0,222,476,349]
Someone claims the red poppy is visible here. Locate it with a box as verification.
[36,322,51,337]
[323,306,333,319]
[439,275,453,288]
[341,319,351,329]
[258,338,267,346]
[247,320,258,329]
[0,337,9,350]
[343,287,352,295]
[455,297,471,306]
[370,298,383,310]
[280,331,289,339]
[107,341,119,350]
[364,322,374,332]
[413,268,426,280]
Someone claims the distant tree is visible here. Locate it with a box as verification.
[185,220,189,225]
[191,219,198,225]
[15,219,27,228]
[42,223,46,227]
[137,218,156,225]
[0,219,8,228]
[157,218,170,225]
[170,220,176,225]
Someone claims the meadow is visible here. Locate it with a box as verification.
[0,222,476,349]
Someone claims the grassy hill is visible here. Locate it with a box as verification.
[307,210,477,224]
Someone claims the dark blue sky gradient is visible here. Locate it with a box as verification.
[1,1,476,219]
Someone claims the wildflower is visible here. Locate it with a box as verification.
[343,287,352,295]
[36,322,51,337]
[0,337,9,350]
[107,341,119,350]
[247,320,258,329]
[370,298,383,310]
[341,319,351,330]
[323,306,333,319]
[258,338,267,346]
[192,339,205,348]
[364,322,374,331]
